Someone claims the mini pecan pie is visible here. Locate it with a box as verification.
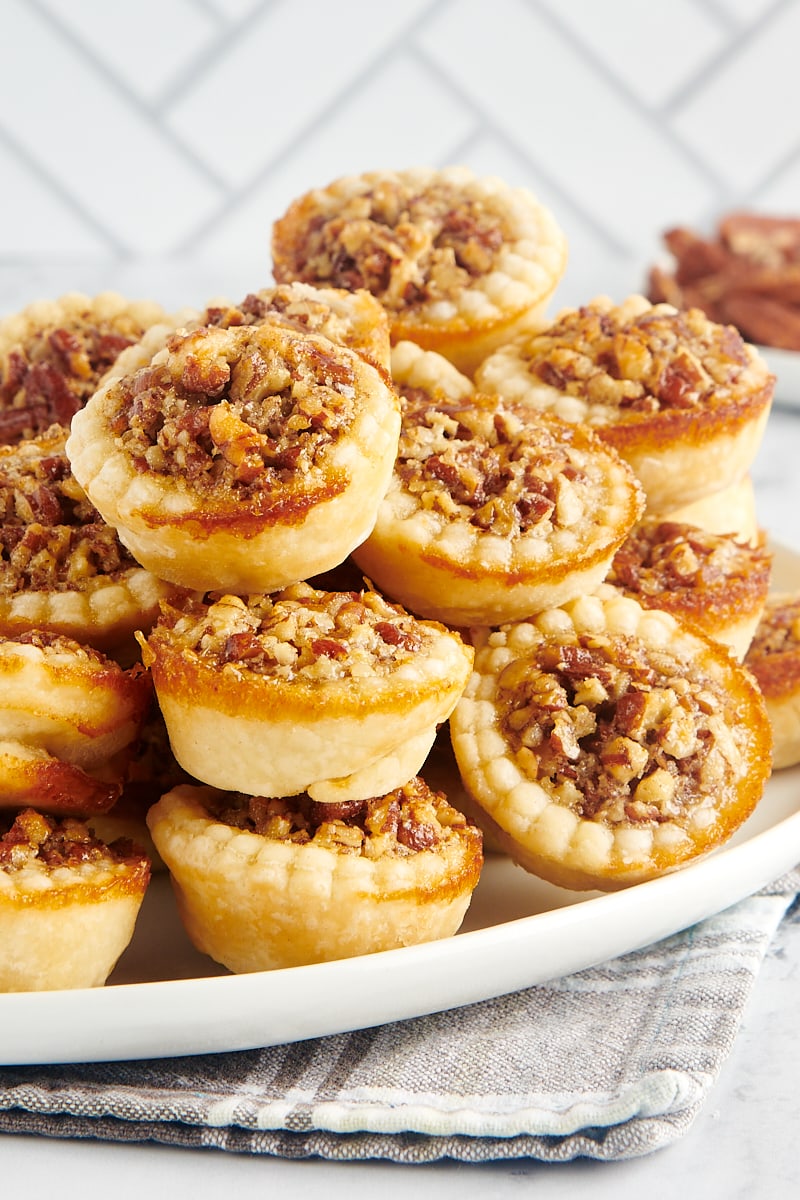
[0,424,185,655]
[474,295,774,513]
[0,807,149,991]
[0,291,172,444]
[745,593,800,769]
[67,323,401,592]
[147,779,482,972]
[201,283,392,373]
[352,395,644,627]
[271,166,567,376]
[450,587,772,890]
[0,629,151,771]
[607,520,771,659]
[139,585,474,803]
[661,474,760,546]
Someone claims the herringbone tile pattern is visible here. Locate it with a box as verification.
[1,0,797,301]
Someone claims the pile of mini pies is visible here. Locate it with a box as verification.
[1,165,798,992]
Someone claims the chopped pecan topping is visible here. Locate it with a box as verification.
[0,522,137,595]
[108,325,358,496]
[521,298,762,418]
[206,776,477,860]
[154,583,444,683]
[395,397,595,538]
[608,521,770,599]
[274,178,509,311]
[497,632,742,827]
[0,807,145,872]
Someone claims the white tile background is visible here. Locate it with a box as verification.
[1,0,798,312]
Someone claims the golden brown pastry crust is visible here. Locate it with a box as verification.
[0,630,151,770]
[0,291,171,444]
[0,808,150,991]
[0,739,120,816]
[272,166,567,375]
[140,584,474,802]
[66,323,401,592]
[606,520,771,659]
[474,295,774,512]
[659,475,760,546]
[147,780,483,972]
[0,425,185,656]
[352,396,644,627]
[450,588,772,890]
[745,592,800,768]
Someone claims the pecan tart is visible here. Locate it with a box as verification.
[0,807,149,991]
[0,630,151,771]
[474,295,774,513]
[147,779,482,972]
[745,592,800,769]
[352,395,644,627]
[0,424,185,656]
[450,587,772,890]
[66,323,401,592]
[0,291,172,444]
[606,520,771,659]
[139,585,474,803]
[271,166,567,376]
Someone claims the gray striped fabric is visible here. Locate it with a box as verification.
[0,869,797,1163]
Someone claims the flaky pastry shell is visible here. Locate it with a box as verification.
[0,291,172,444]
[0,631,151,770]
[272,166,567,376]
[352,398,645,627]
[475,295,774,513]
[0,808,149,992]
[745,592,800,769]
[66,323,401,592]
[450,587,772,890]
[141,585,474,802]
[606,520,771,660]
[147,781,483,972]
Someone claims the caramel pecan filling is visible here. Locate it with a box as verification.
[526,303,754,414]
[0,523,138,595]
[0,316,144,443]
[276,180,508,310]
[496,633,742,826]
[395,399,592,538]
[158,584,435,683]
[203,288,358,345]
[0,426,97,527]
[747,596,800,658]
[609,521,769,597]
[207,777,477,860]
[107,326,358,494]
[0,807,144,872]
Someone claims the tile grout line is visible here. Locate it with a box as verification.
[408,40,631,257]
[25,0,231,194]
[170,0,454,255]
[0,123,131,257]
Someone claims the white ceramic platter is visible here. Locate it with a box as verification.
[759,346,800,410]
[1,551,798,1067]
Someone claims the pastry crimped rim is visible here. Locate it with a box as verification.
[66,324,401,592]
[0,808,149,992]
[147,782,483,972]
[390,340,475,403]
[0,291,174,443]
[450,586,772,891]
[0,631,151,770]
[474,295,774,512]
[271,165,568,376]
[606,519,771,660]
[658,474,760,546]
[352,399,645,627]
[745,592,800,769]
[141,586,474,800]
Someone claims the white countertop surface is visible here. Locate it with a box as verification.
[1,265,799,1197]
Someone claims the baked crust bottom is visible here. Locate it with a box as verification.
[147,783,483,972]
